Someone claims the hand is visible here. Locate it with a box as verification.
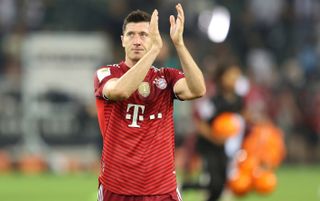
[170,4,185,47]
[149,9,163,51]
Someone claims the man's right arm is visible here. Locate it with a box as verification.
[103,48,160,101]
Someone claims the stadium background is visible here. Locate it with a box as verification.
[0,0,319,200]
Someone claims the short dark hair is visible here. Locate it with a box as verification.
[122,10,151,33]
[214,61,241,87]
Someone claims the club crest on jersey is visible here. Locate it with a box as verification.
[154,77,167,89]
[138,82,150,97]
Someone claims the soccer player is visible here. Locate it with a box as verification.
[94,4,206,201]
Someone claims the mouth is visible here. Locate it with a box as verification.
[132,49,144,52]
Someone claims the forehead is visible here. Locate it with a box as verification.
[124,22,150,33]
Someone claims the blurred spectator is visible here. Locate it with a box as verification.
[249,0,285,27]
[0,0,16,32]
[183,61,245,201]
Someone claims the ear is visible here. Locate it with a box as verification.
[121,35,124,47]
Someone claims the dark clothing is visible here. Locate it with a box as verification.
[196,93,243,201]
[207,94,243,123]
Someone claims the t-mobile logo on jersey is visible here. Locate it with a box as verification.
[126,104,145,128]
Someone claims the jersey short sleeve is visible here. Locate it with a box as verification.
[161,68,185,99]
[94,65,122,98]
[162,68,185,87]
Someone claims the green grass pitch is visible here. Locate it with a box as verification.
[0,165,319,201]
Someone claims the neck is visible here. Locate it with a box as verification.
[124,58,138,68]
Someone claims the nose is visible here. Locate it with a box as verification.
[132,35,142,45]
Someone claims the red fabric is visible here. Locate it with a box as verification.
[94,61,184,195]
[98,184,181,201]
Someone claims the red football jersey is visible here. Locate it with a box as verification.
[94,61,184,195]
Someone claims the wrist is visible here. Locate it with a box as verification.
[150,46,161,54]
[173,39,185,48]
[174,42,185,50]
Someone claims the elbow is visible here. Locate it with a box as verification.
[196,85,206,98]
[200,86,206,97]
[190,87,206,99]
[193,79,206,98]
[186,85,206,100]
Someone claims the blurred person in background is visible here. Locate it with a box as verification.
[93,4,205,201]
[188,61,245,201]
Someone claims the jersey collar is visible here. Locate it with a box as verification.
[119,61,130,72]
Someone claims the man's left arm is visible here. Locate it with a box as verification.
[173,45,206,100]
[170,4,206,100]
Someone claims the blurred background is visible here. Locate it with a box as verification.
[0,0,319,201]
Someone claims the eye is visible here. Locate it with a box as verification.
[140,32,149,38]
[126,32,134,37]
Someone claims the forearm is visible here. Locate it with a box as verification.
[196,119,223,145]
[119,49,159,93]
[104,48,160,100]
[176,44,206,95]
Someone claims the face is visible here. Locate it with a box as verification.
[121,22,151,65]
[222,66,241,91]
